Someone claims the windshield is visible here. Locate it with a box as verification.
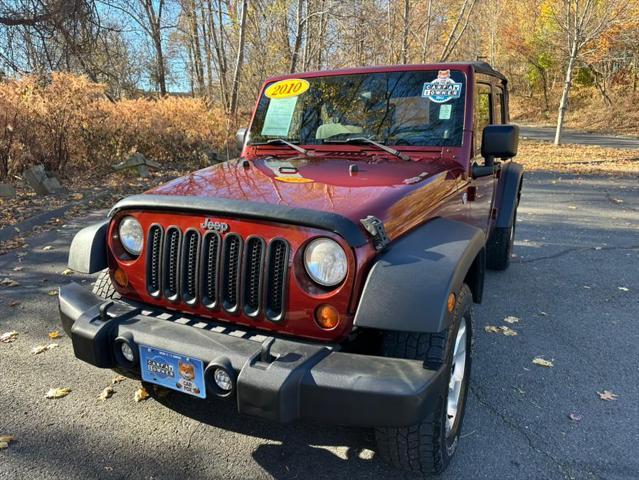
[248,69,466,148]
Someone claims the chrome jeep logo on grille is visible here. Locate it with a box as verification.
[201,218,229,233]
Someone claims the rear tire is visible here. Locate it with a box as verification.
[92,269,120,300]
[487,198,519,271]
[375,284,473,475]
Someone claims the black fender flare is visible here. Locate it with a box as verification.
[68,220,108,274]
[353,218,485,334]
[495,161,524,229]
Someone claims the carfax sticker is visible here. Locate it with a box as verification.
[422,70,462,103]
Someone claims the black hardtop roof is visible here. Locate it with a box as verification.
[450,61,507,82]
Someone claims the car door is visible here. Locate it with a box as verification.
[467,79,499,233]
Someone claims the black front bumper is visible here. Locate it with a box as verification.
[59,282,445,428]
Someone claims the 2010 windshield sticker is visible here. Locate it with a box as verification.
[265,79,310,99]
[422,70,462,103]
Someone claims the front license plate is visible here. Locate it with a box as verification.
[139,345,206,399]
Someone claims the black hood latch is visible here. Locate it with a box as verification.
[360,216,389,251]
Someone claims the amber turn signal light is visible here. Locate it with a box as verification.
[315,304,340,330]
[447,293,456,313]
[113,268,128,288]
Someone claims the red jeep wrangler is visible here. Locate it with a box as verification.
[60,62,522,475]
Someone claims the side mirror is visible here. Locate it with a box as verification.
[236,127,248,149]
[481,124,519,159]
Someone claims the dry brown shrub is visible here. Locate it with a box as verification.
[0,73,231,180]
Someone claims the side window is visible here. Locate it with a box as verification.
[494,87,504,124]
[475,83,492,154]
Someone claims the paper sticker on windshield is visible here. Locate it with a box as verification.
[261,97,298,137]
[265,79,310,99]
[439,104,452,120]
[422,70,462,103]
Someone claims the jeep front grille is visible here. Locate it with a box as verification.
[145,227,289,320]
[147,225,163,297]
[265,239,289,321]
[221,233,242,313]
[243,237,265,318]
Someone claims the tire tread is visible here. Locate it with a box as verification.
[375,284,473,475]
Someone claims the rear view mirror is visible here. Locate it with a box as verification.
[236,127,247,149]
[481,124,519,159]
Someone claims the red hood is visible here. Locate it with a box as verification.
[147,155,467,239]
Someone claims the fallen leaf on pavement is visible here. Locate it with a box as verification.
[0,331,18,343]
[47,290,58,296]
[42,245,53,251]
[111,375,127,385]
[568,413,583,421]
[0,434,14,450]
[134,386,149,402]
[501,327,518,336]
[48,330,63,340]
[31,343,59,354]
[532,357,554,368]
[0,278,20,287]
[597,390,618,401]
[484,325,518,336]
[61,268,74,276]
[504,316,520,324]
[45,387,71,399]
[99,386,115,401]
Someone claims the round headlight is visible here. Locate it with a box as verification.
[118,216,143,256]
[304,238,348,287]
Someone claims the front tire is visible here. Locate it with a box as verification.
[92,269,120,300]
[375,284,473,475]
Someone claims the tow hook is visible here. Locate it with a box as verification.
[98,301,114,321]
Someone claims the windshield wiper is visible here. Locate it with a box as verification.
[323,137,410,161]
[251,138,311,156]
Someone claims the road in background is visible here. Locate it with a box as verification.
[0,171,638,480]
[520,126,639,149]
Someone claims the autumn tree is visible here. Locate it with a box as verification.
[548,0,625,144]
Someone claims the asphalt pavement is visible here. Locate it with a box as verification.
[0,171,637,480]
[519,126,639,149]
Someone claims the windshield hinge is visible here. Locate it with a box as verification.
[360,216,389,251]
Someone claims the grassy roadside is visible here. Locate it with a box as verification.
[516,140,639,176]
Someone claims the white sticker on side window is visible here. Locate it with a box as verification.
[261,97,298,137]
[439,104,452,120]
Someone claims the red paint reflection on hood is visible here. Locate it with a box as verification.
[147,155,466,237]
